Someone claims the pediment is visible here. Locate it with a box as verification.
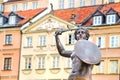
[23,14,76,33]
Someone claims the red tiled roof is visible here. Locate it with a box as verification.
[4,8,46,25]
[100,3,120,13]
[54,6,99,24]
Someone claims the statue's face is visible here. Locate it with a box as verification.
[71,53,82,74]
[75,29,87,40]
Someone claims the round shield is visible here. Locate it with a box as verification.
[74,40,101,64]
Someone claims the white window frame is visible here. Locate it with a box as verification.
[39,36,46,46]
[67,34,75,44]
[69,0,74,8]
[96,36,105,48]
[93,16,102,25]
[80,0,85,7]
[106,14,116,24]
[23,3,28,10]
[26,37,32,47]
[59,0,64,9]
[90,0,96,5]
[96,60,104,73]
[110,35,119,48]
[9,16,16,25]
[110,60,118,73]
[32,2,38,9]
[25,57,32,69]
[38,56,45,69]
[12,4,17,11]
[66,58,72,68]
[52,56,59,68]
[0,17,3,25]
[5,34,12,45]
[109,0,114,3]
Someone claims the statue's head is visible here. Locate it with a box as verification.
[74,27,90,40]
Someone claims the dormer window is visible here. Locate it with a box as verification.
[106,14,116,24]
[9,15,16,25]
[93,16,102,25]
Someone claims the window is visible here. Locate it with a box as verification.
[93,16,102,25]
[39,36,46,46]
[52,56,59,68]
[69,0,74,8]
[38,56,45,69]
[66,58,72,68]
[12,4,17,11]
[5,34,12,45]
[110,36,119,48]
[0,4,3,12]
[96,60,104,73]
[4,58,12,70]
[59,0,64,9]
[106,14,116,24]
[9,16,16,25]
[68,34,74,44]
[110,60,118,73]
[26,37,32,47]
[80,0,85,7]
[96,36,105,48]
[90,0,96,5]
[25,57,31,69]
[32,2,38,9]
[23,3,28,10]
[0,17,3,25]
[109,0,114,3]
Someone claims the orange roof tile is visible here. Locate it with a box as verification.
[4,8,46,25]
[54,6,99,24]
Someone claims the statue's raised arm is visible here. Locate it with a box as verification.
[55,30,72,58]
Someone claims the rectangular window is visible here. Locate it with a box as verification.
[110,36,119,48]
[59,0,64,9]
[23,3,28,10]
[106,14,116,24]
[80,0,85,7]
[32,2,38,9]
[4,58,12,70]
[25,57,31,69]
[93,16,102,25]
[39,36,46,46]
[0,17,3,25]
[96,60,104,73]
[12,4,17,11]
[0,4,3,12]
[110,60,118,73]
[9,16,16,25]
[69,0,74,8]
[38,57,45,69]
[5,34,12,45]
[96,36,105,48]
[90,0,96,5]
[68,34,74,44]
[66,58,72,68]
[26,37,32,47]
[52,56,59,68]
[109,0,114,3]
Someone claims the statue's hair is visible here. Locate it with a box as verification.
[74,27,90,40]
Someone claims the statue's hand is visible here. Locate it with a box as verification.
[55,30,64,36]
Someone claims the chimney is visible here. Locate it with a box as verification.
[70,13,76,24]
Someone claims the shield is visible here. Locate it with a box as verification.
[74,40,101,64]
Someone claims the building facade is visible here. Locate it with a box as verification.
[49,0,120,10]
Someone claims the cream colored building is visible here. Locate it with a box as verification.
[19,14,77,80]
